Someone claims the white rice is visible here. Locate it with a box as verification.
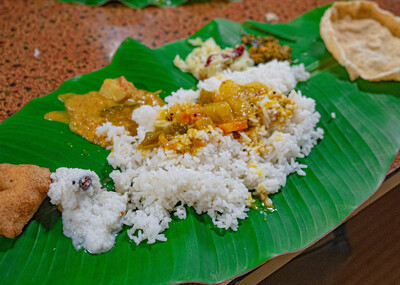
[97,60,323,246]
[196,60,309,96]
[48,168,128,253]
[48,60,323,251]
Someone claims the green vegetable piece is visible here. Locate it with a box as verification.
[141,131,163,146]
[170,122,189,134]
[100,103,140,118]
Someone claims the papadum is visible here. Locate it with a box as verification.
[320,1,400,81]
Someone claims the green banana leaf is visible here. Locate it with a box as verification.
[1,5,400,284]
[58,0,188,8]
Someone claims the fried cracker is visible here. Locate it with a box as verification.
[0,163,51,238]
[320,1,400,81]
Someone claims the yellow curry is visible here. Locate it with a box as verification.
[46,76,295,157]
[45,76,164,147]
[140,80,295,154]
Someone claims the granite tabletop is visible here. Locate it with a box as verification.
[0,0,399,175]
[0,0,399,284]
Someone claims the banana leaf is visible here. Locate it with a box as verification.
[1,5,400,284]
[58,0,188,8]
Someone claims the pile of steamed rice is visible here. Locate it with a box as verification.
[48,60,323,253]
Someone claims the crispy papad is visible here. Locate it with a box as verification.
[320,1,400,81]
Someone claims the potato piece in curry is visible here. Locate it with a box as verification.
[45,76,164,148]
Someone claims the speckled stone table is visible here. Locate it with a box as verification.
[1,0,399,284]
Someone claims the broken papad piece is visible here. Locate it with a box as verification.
[320,1,400,81]
[0,163,51,238]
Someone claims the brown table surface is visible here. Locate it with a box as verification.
[1,0,399,284]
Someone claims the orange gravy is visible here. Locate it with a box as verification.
[45,77,164,148]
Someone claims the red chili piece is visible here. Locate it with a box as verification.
[233,44,245,58]
[205,55,214,67]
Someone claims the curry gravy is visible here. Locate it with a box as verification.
[45,76,164,148]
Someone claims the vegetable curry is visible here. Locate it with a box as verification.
[46,76,295,155]
[140,80,295,154]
